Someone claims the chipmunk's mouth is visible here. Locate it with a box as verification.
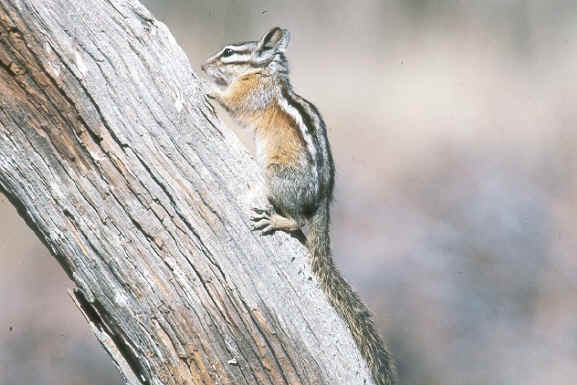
[201,64,229,87]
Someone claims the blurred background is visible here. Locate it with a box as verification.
[2,0,577,384]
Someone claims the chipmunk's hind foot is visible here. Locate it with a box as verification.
[250,207,299,235]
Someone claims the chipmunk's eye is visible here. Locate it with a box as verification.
[222,48,234,57]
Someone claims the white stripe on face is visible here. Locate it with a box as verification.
[230,42,257,51]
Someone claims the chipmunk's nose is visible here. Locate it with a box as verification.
[201,63,207,72]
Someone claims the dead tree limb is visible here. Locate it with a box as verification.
[0,0,377,384]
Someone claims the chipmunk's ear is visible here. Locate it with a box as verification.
[255,27,290,57]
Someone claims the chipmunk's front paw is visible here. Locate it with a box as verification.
[204,82,223,101]
[250,207,275,235]
[200,79,221,100]
[204,89,218,101]
[205,88,218,100]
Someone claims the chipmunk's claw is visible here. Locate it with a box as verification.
[250,207,275,235]
[251,207,271,215]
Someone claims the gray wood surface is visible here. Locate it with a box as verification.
[0,1,375,384]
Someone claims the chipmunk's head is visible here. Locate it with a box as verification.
[202,27,290,88]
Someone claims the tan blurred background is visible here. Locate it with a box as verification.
[2,1,577,384]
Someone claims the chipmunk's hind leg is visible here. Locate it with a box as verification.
[250,207,300,235]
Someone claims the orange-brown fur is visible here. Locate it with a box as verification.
[219,72,305,168]
[254,103,305,167]
[222,72,262,108]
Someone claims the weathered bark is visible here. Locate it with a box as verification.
[0,1,376,384]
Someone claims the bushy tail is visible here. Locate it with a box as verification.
[308,203,396,385]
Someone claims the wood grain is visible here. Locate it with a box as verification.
[0,1,375,384]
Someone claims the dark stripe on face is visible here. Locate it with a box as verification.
[219,60,256,66]
[229,40,257,48]
[226,48,253,55]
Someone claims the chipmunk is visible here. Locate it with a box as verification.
[202,27,396,385]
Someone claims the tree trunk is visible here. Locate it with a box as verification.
[0,1,376,384]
